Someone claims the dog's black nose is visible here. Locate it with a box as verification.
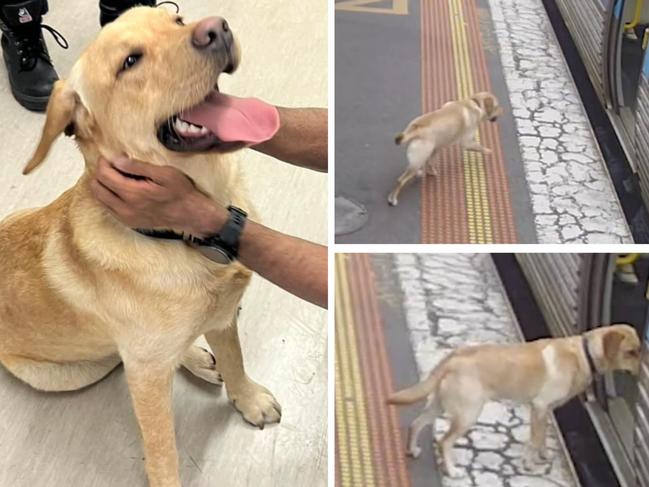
[192,17,233,53]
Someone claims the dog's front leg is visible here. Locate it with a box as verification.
[205,315,281,428]
[525,404,549,469]
[123,359,180,487]
[461,138,492,155]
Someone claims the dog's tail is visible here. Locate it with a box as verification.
[394,128,417,146]
[387,358,449,405]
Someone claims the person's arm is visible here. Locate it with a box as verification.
[194,204,327,308]
[252,107,328,172]
[90,157,327,308]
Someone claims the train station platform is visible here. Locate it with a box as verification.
[335,0,633,243]
[334,253,579,486]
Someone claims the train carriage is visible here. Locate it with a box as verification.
[557,0,649,211]
[518,253,649,487]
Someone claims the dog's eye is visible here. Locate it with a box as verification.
[122,53,142,71]
[175,17,184,26]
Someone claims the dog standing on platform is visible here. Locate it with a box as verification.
[387,92,503,207]
[386,324,641,477]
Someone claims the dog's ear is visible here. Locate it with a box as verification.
[602,329,625,363]
[483,96,495,116]
[24,80,80,175]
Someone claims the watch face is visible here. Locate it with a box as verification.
[198,246,231,265]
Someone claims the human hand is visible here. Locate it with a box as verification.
[90,157,226,237]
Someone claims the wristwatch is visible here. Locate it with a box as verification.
[135,205,247,264]
[195,205,247,264]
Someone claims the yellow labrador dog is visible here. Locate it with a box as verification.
[388,92,503,206]
[0,7,283,487]
[387,325,641,477]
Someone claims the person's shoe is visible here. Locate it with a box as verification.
[99,0,156,27]
[0,0,67,112]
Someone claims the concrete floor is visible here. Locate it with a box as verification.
[0,1,327,486]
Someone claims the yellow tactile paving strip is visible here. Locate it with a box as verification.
[421,0,517,243]
[335,254,410,487]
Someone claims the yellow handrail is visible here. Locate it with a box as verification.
[626,0,644,30]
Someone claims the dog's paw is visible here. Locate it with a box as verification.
[388,195,398,206]
[406,446,421,459]
[425,166,438,176]
[523,449,549,470]
[182,346,223,385]
[229,380,282,429]
[444,465,463,478]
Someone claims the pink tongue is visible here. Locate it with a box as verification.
[180,92,280,145]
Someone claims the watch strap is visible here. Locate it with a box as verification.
[204,205,247,259]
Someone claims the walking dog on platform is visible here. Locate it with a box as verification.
[387,325,641,477]
[388,92,502,207]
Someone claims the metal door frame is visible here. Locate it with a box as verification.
[605,0,627,111]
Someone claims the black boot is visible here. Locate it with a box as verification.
[99,0,156,27]
[0,0,67,112]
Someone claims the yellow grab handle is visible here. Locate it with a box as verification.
[626,0,644,30]
[617,253,640,265]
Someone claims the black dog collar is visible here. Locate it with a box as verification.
[135,205,247,264]
[582,336,598,376]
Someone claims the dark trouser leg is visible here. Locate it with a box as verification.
[98,0,156,26]
[0,0,60,112]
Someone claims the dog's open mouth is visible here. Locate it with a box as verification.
[157,86,280,152]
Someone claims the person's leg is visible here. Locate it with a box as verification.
[98,0,156,26]
[0,0,62,111]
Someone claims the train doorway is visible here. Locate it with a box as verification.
[582,253,649,486]
[608,0,649,150]
[606,255,648,456]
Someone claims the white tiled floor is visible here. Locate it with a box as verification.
[0,1,327,486]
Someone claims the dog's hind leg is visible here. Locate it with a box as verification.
[180,345,223,385]
[439,378,484,478]
[387,167,418,207]
[425,149,439,176]
[0,354,121,392]
[389,139,435,206]
[205,313,281,429]
[439,404,482,478]
[406,400,440,458]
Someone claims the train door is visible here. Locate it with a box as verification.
[607,0,649,154]
[587,254,649,486]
